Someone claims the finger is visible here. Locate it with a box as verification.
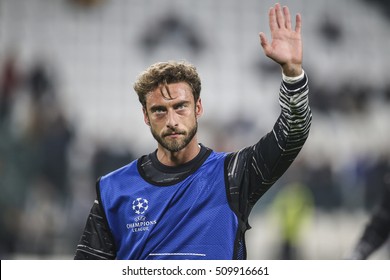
[268,6,277,31]
[295,13,302,33]
[259,32,271,54]
[283,6,292,29]
[275,3,285,29]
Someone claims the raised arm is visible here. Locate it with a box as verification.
[259,3,302,77]
[225,4,311,234]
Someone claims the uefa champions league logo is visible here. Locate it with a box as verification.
[128,197,156,232]
[132,197,149,215]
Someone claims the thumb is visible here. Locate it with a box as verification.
[259,32,270,54]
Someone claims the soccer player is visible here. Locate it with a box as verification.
[74,3,311,260]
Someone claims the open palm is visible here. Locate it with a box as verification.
[259,4,302,76]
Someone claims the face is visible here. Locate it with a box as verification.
[143,82,203,153]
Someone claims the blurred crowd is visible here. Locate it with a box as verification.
[1,0,390,259]
[0,50,72,256]
[0,50,135,258]
[1,44,389,260]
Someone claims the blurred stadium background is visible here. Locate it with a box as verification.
[1,0,390,259]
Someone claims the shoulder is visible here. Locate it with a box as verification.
[224,146,253,165]
[100,159,139,185]
[207,149,227,161]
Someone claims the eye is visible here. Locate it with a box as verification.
[153,110,166,118]
[175,102,188,111]
[150,106,167,116]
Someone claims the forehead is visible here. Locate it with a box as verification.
[146,82,194,107]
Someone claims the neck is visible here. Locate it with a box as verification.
[156,139,200,167]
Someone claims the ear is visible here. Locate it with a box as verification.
[195,98,203,119]
[143,107,150,126]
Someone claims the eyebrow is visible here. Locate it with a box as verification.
[149,100,191,113]
[150,105,166,113]
[173,101,190,109]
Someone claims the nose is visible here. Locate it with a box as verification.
[166,109,178,128]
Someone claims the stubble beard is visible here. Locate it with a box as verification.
[150,121,198,153]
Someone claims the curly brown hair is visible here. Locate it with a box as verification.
[133,61,201,108]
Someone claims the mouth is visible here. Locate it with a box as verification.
[165,133,182,138]
[163,131,185,138]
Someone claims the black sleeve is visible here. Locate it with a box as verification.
[225,73,311,223]
[349,185,390,259]
[74,180,117,259]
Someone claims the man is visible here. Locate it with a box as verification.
[348,167,390,259]
[74,3,311,260]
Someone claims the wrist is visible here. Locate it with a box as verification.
[281,64,302,77]
[282,69,305,84]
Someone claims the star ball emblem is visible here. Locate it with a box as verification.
[132,197,149,215]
